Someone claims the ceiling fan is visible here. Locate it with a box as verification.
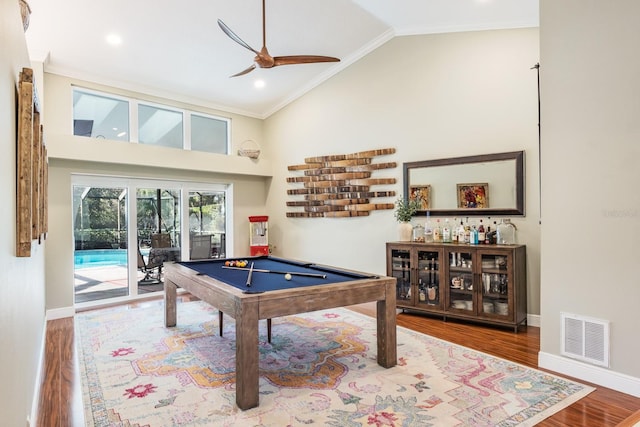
[217,0,340,77]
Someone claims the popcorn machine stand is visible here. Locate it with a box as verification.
[249,216,269,256]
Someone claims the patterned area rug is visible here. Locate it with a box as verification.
[76,300,593,426]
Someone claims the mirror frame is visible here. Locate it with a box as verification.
[403,150,525,217]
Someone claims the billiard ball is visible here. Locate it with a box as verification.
[284,273,292,281]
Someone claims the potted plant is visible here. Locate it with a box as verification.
[394,198,420,241]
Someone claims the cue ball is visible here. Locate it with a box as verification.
[284,273,292,281]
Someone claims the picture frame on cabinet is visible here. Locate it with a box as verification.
[409,185,431,210]
[457,183,489,209]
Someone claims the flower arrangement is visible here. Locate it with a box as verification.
[394,198,420,222]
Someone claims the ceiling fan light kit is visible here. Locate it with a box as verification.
[218,0,340,77]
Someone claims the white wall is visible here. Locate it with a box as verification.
[539,0,640,392]
[43,73,270,176]
[264,28,542,314]
[41,73,271,311]
[0,0,47,424]
[46,159,269,310]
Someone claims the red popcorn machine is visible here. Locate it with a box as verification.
[249,215,269,256]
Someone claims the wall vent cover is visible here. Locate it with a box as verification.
[561,312,609,367]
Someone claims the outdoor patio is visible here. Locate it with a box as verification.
[74,265,164,303]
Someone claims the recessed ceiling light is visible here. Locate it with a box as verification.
[106,33,122,46]
[254,79,265,89]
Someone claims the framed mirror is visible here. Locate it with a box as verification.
[403,151,524,217]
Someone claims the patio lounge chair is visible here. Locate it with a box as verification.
[190,234,213,260]
[137,245,162,285]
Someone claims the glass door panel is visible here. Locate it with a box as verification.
[188,191,226,259]
[480,253,510,317]
[390,248,412,304]
[136,188,181,287]
[73,185,129,303]
[417,249,441,308]
[446,249,474,313]
[72,178,229,307]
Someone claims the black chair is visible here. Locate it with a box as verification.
[190,234,213,260]
[137,245,162,285]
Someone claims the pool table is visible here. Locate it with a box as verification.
[163,256,397,410]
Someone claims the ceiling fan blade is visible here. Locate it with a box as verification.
[219,0,340,76]
[273,55,341,67]
[217,19,260,55]
[230,64,257,77]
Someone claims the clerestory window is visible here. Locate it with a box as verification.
[72,87,230,155]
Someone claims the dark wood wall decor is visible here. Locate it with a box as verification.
[286,148,397,217]
[16,67,48,257]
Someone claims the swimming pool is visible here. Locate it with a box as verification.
[74,249,148,269]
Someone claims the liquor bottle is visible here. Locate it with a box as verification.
[451,218,459,243]
[487,220,498,244]
[418,278,426,302]
[463,218,471,244]
[470,224,479,245]
[457,220,466,244]
[430,258,437,285]
[428,258,438,303]
[433,219,442,242]
[484,225,491,245]
[424,212,433,242]
[442,218,451,243]
[477,219,486,243]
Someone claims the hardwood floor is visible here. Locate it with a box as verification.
[36,297,640,426]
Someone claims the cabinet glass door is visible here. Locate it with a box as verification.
[390,248,412,304]
[416,249,441,308]
[480,253,510,318]
[446,249,474,313]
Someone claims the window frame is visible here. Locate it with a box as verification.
[71,87,131,141]
[71,86,232,155]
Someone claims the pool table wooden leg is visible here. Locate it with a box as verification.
[218,312,271,344]
[164,279,177,327]
[376,280,397,368]
[267,319,272,343]
[235,301,260,410]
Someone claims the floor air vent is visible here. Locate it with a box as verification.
[561,312,609,367]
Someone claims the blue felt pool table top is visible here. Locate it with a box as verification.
[177,256,377,293]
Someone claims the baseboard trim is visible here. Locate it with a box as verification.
[527,313,540,327]
[29,317,47,426]
[46,289,188,320]
[538,351,640,397]
[46,306,75,320]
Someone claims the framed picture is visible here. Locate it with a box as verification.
[409,185,431,210]
[457,183,489,209]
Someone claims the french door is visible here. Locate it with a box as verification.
[72,175,228,307]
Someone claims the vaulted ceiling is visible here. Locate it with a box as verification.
[25,0,538,118]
